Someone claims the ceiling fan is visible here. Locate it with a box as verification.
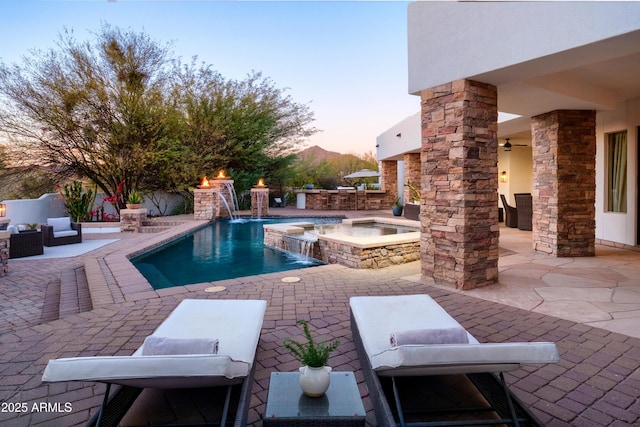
[500,138,528,151]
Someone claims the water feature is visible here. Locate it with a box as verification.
[132,217,340,289]
[283,232,319,263]
[255,191,268,219]
[217,191,237,220]
[223,182,240,211]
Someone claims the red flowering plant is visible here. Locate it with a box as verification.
[89,181,124,222]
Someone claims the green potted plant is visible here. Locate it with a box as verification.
[392,197,403,216]
[126,190,143,209]
[284,319,340,397]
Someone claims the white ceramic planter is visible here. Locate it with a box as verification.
[299,365,331,397]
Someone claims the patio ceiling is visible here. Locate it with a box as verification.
[483,29,640,139]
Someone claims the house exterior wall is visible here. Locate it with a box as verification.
[596,98,640,246]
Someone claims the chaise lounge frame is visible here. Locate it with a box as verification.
[350,295,559,427]
[43,299,267,427]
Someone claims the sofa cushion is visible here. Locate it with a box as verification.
[47,217,72,232]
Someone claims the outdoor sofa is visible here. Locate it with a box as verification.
[8,227,44,258]
[350,294,559,426]
[43,298,267,427]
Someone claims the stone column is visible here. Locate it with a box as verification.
[0,230,9,274]
[120,208,147,232]
[403,153,421,203]
[531,110,596,256]
[194,188,217,220]
[421,79,499,290]
[381,160,398,207]
[251,186,269,218]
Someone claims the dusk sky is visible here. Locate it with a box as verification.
[0,0,418,155]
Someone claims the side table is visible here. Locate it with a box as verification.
[264,371,366,427]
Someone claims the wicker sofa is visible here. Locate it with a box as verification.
[41,217,82,247]
[9,230,44,258]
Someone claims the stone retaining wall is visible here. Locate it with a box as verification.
[263,220,420,270]
[296,190,391,210]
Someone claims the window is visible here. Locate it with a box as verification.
[607,131,627,212]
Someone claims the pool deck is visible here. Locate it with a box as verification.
[1,207,640,426]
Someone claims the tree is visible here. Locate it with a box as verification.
[0,25,316,206]
[168,64,316,188]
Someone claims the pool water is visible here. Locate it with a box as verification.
[132,217,341,289]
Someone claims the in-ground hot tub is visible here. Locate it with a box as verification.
[263,217,420,269]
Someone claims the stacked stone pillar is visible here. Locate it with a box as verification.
[531,110,596,256]
[194,179,235,221]
[403,153,421,203]
[251,187,269,218]
[120,208,147,232]
[380,160,398,207]
[420,79,499,290]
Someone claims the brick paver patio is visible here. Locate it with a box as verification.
[1,212,640,426]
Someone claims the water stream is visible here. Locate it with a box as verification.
[283,233,319,263]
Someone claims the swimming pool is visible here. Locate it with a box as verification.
[132,217,341,289]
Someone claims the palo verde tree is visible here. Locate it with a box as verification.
[0,25,316,206]
[0,25,178,206]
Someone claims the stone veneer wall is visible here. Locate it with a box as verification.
[194,189,217,220]
[263,224,420,269]
[299,190,390,210]
[251,188,269,217]
[0,231,9,274]
[420,79,499,290]
[120,209,147,232]
[381,160,398,203]
[531,110,596,256]
[317,239,420,269]
[404,153,421,203]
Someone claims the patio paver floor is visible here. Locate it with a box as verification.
[1,209,640,426]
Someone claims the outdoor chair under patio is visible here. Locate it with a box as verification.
[350,294,559,427]
[514,193,533,231]
[43,298,267,427]
[40,217,82,246]
[500,194,518,228]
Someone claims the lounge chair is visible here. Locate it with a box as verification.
[350,295,559,427]
[273,197,284,207]
[514,193,533,231]
[43,299,267,427]
[41,217,82,246]
[500,194,518,228]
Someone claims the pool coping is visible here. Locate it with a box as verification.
[88,216,355,304]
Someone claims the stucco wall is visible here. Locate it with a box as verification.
[408,2,640,94]
[596,98,640,246]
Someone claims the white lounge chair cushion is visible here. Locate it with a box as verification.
[350,295,559,375]
[43,299,267,388]
[47,217,72,232]
[141,336,219,355]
